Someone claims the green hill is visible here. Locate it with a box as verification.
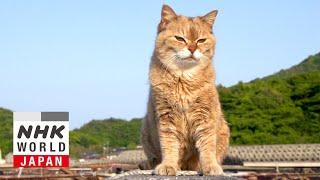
[270,52,320,78]
[70,118,142,158]
[219,52,320,144]
[1,52,319,157]
[0,108,13,156]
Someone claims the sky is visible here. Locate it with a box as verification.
[1,0,319,129]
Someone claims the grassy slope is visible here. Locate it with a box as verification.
[219,53,320,144]
[0,108,13,156]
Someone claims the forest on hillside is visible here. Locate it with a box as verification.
[1,53,319,157]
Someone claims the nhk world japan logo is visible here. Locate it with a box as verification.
[13,112,69,168]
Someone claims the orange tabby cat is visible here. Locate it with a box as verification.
[140,5,230,176]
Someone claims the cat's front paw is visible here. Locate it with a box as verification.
[155,163,177,176]
[201,163,224,176]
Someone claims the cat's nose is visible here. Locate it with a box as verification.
[188,44,197,54]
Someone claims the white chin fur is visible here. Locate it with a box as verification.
[177,48,203,60]
[172,48,204,70]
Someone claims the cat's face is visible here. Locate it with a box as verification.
[155,5,218,72]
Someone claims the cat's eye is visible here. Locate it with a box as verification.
[175,36,186,43]
[197,38,206,43]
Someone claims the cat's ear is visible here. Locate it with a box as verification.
[201,10,218,26]
[161,4,177,23]
[158,4,177,32]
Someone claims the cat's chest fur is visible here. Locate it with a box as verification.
[150,60,215,117]
[169,78,198,112]
[152,74,208,113]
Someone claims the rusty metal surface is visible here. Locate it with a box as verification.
[1,144,320,179]
[110,175,240,180]
[1,167,320,179]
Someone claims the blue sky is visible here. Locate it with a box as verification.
[1,0,319,129]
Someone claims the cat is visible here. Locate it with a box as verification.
[140,4,230,176]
